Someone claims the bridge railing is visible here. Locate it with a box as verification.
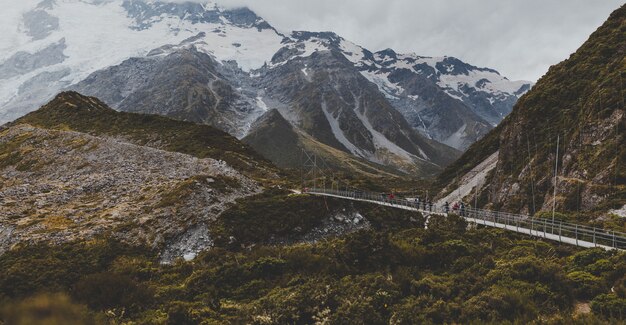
[306,188,626,250]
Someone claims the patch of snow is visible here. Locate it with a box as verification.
[416,112,432,139]
[359,70,404,99]
[339,38,365,63]
[437,68,530,97]
[0,0,41,60]
[409,55,443,70]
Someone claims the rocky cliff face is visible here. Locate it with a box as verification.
[435,5,626,217]
[71,46,265,138]
[263,31,532,151]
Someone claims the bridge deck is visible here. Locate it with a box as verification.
[307,189,625,251]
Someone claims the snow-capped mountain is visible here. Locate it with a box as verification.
[0,0,531,173]
[0,0,285,130]
[271,32,532,149]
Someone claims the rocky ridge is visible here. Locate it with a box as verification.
[0,93,264,259]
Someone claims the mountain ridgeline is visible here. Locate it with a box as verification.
[0,0,532,176]
[11,91,276,178]
[436,4,626,216]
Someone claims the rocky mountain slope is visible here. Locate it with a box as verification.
[0,0,529,175]
[0,91,276,259]
[71,46,265,138]
[242,109,434,180]
[276,32,531,149]
[254,50,460,174]
[435,4,626,217]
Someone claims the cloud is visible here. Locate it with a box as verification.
[147,0,623,81]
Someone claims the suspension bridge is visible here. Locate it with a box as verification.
[300,151,626,251]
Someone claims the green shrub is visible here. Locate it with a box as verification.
[570,248,611,268]
[590,293,626,319]
[567,271,607,299]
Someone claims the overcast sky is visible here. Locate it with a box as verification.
[215,0,623,81]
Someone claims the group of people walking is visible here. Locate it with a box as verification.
[444,201,467,216]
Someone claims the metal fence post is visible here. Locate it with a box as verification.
[593,227,596,247]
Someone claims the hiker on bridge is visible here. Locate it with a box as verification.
[460,202,466,217]
[444,201,450,214]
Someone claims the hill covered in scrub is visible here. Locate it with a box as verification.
[0,92,277,259]
[11,91,277,180]
[435,5,626,225]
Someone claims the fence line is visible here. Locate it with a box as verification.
[306,188,626,250]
